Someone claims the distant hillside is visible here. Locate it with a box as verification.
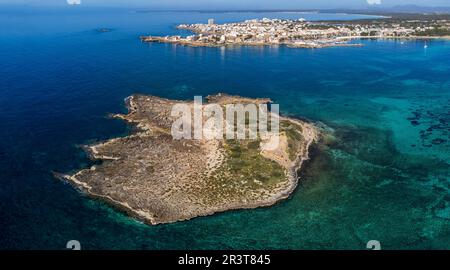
[325,5,450,15]
[388,5,450,13]
[136,6,450,16]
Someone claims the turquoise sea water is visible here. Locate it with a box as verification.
[0,7,449,250]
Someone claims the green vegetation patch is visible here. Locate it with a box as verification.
[199,119,307,205]
[201,138,287,205]
[415,26,450,36]
[281,120,305,161]
[224,139,286,186]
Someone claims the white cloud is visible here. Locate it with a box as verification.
[67,0,81,5]
[367,0,382,5]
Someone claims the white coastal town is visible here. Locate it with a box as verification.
[141,17,450,48]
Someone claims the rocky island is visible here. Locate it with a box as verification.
[141,15,450,48]
[59,94,318,225]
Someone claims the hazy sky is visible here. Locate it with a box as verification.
[1,0,450,9]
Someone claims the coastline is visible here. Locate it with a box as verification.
[337,35,450,41]
[141,36,364,49]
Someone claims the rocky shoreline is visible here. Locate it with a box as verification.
[140,35,363,49]
[141,34,450,49]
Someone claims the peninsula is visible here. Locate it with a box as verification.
[140,14,450,48]
[59,94,318,225]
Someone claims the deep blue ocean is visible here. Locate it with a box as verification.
[0,6,449,250]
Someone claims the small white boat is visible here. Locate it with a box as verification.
[424,42,428,49]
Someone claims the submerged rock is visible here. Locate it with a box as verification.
[432,138,447,145]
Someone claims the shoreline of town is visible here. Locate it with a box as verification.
[141,17,450,49]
